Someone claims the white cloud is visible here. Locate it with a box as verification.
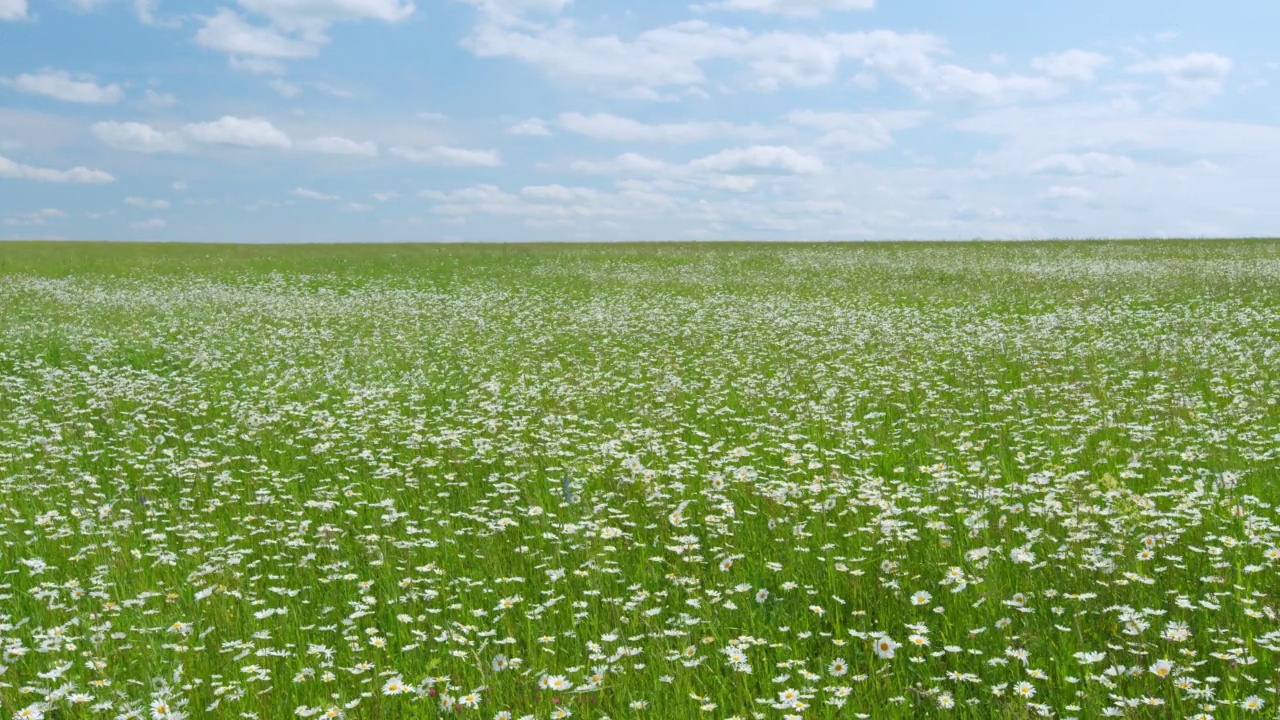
[195,0,415,69]
[371,191,398,201]
[1028,151,1135,177]
[134,0,162,25]
[507,118,551,136]
[420,181,677,221]
[5,208,65,226]
[520,184,609,202]
[560,112,713,143]
[1041,185,1093,201]
[344,202,374,211]
[420,184,509,202]
[465,21,1059,102]
[92,121,187,153]
[144,88,178,106]
[692,0,874,16]
[460,0,570,26]
[132,218,167,229]
[63,0,170,25]
[269,79,301,97]
[1127,52,1232,109]
[704,174,757,192]
[613,85,680,101]
[960,102,1280,182]
[1,70,123,104]
[786,110,926,151]
[464,21,716,89]
[300,135,378,156]
[1032,50,1110,83]
[230,57,289,75]
[559,112,778,143]
[0,153,116,183]
[125,197,171,209]
[688,145,823,175]
[0,0,28,21]
[312,82,355,98]
[94,117,292,152]
[294,187,337,200]
[195,9,319,59]
[236,0,416,33]
[183,116,292,148]
[173,180,188,190]
[391,145,502,166]
[895,62,1058,103]
[569,152,669,174]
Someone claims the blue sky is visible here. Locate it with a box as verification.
[1,0,1277,241]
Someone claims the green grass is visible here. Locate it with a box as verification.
[0,239,1278,720]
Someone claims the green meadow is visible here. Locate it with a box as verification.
[1,240,1278,720]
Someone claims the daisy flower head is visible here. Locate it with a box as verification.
[873,635,899,659]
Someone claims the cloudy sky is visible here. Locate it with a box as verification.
[1,0,1277,241]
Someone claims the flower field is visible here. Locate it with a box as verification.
[1,240,1278,720]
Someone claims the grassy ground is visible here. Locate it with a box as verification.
[1,240,1278,720]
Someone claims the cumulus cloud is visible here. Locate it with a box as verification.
[391,145,503,167]
[237,0,416,32]
[786,110,927,151]
[294,187,337,200]
[1127,52,1232,109]
[704,174,757,192]
[420,181,676,221]
[0,153,116,183]
[1032,50,1110,83]
[269,79,301,97]
[195,9,320,59]
[1028,151,1134,177]
[300,135,378,156]
[1041,185,1093,201]
[144,89,178,106]
[4,208,65,226]
[132,218,167,229]
[507,118,551,136]
[692,0,874,16]
[1,70,123,104]
[465,21,1060,103]
[230,57,289,75]
[125,197,171,209]
[688,145,823,175]
[183,116,292,148]
[559,112,778,143]
[92,116,292,152]
[569,152,669,174]
[568,145,822,186]
[519,184,610,202]
[459,0,570,26]
[196,1,415,68]
[92,121,188,153]
[0,0,27,20]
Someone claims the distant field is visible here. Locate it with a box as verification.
[1,240,1278,720]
